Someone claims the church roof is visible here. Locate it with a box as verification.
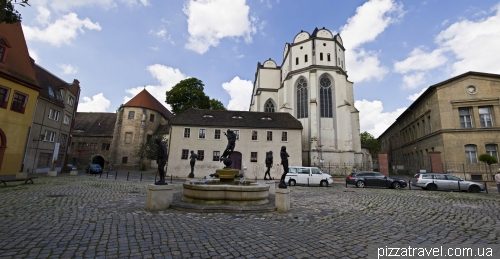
[170,108,303,130]
[73,112,117,137]
[123,89,173,120]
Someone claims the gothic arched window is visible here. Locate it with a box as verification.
[296,78,308,118]
[320,77,333,118]
[264,99,275,112]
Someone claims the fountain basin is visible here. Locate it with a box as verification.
[183,182,270,205]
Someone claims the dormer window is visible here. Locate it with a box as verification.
[48,87,54,97]
[232,115,243,119]
[203,114,214,118]
[0,37,10,62]
[0,45,5,62]
[55,90,63,100]
[261,117,272,120]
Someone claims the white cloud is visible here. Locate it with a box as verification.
[22,7,101,47]
[222,76,253,111]
[435,4,500,75]
[407,87,428,101]
[402,72,425,89]
[236,54,245,59]
[183,0,256,54]
[150,28,167,39]
[340,0,404,83]
[28,48,40,63]
[355,99,406,138]
[77,93,111,112]
[59,64,79,75]
[394,47,447,74]
[36,0,149,12]
[123,64,188,109]
[150,46,159,51]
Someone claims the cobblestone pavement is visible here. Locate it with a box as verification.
[1,174,499,259]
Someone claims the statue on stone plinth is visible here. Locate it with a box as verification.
[279,146,289,189]
[155,138,168,185]
[188,150,197,178]
[220,129,236,167]
[264,151,273,180]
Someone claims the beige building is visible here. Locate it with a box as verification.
[69,89,172,170]
[378,72,500,177]
[168,108,303,179]
[24,64,80,173]
[249,27,362,166]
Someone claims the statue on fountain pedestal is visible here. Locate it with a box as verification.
[220,129,236,167]
[264,151,273,180]
[155,138,168,185]
[188,150,197,178]
[279,146,289,189]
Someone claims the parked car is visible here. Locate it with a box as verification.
[284,166,334,187]
[67,164,77,171]
[87,164,102,174]
[346,171,407,189]
[410,173,485,193]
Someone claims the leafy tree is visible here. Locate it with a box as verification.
[0,0,29,24]
[478,153,498,179]
[166,78,225,114]
[135,136,168,169]
[360,131,380,156]
[210,98,226,111]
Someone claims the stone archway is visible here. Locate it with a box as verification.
[0,128,6,171]
[92,155,105,168]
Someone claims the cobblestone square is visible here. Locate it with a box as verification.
[0,174,499,258]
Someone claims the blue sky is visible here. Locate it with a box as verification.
[18,0,500,137]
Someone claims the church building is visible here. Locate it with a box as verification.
[249,27,363,166]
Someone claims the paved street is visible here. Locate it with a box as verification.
[1,174,499,259]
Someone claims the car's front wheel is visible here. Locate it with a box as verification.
[392,182,401,189]
[320,180,328,187]
[468,185,481,193]
[356,180,365,188]
[288,179,296,186]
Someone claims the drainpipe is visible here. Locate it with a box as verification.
[22,98,39,172]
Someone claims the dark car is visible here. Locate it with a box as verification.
[346,171,407,189]
[87,164,102,174]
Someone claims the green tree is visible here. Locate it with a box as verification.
[135,136,168,170]
[0,0,30,24]
[166,78,225,114]
[360,131,380,156]
[478,153,498,180]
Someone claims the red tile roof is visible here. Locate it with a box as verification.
[123,89,173,120]
[0,23,40,90]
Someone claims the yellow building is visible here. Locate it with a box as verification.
[0,23,41,175]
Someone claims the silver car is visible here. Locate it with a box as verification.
[410,173,485,193]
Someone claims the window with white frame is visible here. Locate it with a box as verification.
[486,144,498,162]
[181,149,189,159]
[459,108,472,128]
[465,145,478,164]
[251,130,258,141]
[213,151,220,161]
[250,152,258,162]
[281,131,288,142]
[197,150,204,161]
[128,111,135,119]
[233,130,240,140]
[266,131,273,141]
[479,107,493,128]
[63,114,71,125]
[48,108,60,121]
[199,129,206,139]
[184,128,191,138]
[11,91,27,113]
[0,85,9,109]
[44,130,56,142]
[214,129,221,139]
[68,96,75,106]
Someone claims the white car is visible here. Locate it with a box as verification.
[284,166,334,187]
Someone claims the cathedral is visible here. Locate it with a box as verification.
[249,27,363,166]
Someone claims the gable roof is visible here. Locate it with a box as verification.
[73,112,117,137]
[0,23,40,90]
[169,108,303,130]
[123,89,173,120]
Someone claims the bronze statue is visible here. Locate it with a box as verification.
[220,129,236,162]
[188,150,197,178]
[279,146,289,188]
[155,138,168,185]
[264,151,273,180]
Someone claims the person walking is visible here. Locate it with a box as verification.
[495,168,500,194]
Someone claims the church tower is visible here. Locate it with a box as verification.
[249,27,362,166]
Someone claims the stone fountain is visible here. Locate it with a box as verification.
[182,129,270,205]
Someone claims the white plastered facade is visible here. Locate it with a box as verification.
[249,28,362,166]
